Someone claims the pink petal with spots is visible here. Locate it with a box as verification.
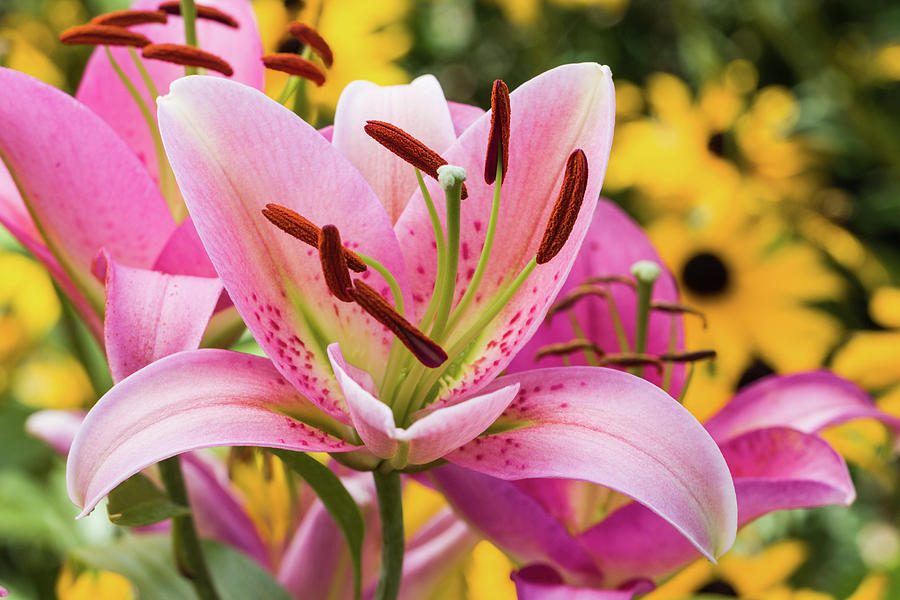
[580,427,854,586]
[508,199,685,396]
[447,367,737,562]
[77,0,263,181]
[332,75,458,223]
[104,254,223,382]
[704,371,900,446]
[329,344,519,463]
[447,101,485,136]
[158,76,412,422]
[429,465,602,584]
[512,566,651,600]
[395,63,614,404]
[67,349,358,516]
[152,216,218,277]
[25,409,86,456]
[0,67,174,322]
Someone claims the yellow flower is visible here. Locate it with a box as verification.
[254,0,411,116]
[57,563,135,600]
[649,208,843,418]
[489,0,629,27]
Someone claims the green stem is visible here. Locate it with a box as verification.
[356,253,405,317]
[291,45,315,121]
[277,76,302,105]
[158,456,220,600]
[373,470,404,600]
[630,261,660,377]
[414,169,447,331]
[606,292,631,353]
[444,159,502,336]
[180,0,199,75]
[428,178,462,341]
[567,311,600,366]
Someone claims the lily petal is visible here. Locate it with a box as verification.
[704,371,900,446]
[396,63,614,403]
[446,367,737,562]
[67,349,358,516]
[77,0,264,180]
[513,566,651,600]
[580,427,854,586]
[0,67,174,319]
[152,216,218,277]
[508,199,685,395]
[104,254,223,382]
[329,344,519,463]
[332,75,458,223]
[25,409,86,456]
[447,101,485,136]
[429,465,602,584]
[158,76,412,421]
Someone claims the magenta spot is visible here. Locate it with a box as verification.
[461,243,470,260]
[551,383,564,391]
[559,402,568,408]
[268,319,280,330]
[474,221,482,232]
[417,264,425,275]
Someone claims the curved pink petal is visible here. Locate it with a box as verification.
[580,427,854,586]
[512,566,650,600]
[0,67,174,319]
[152,216,218,277]
[104,255,223,382]
[429,465,602,584]
[77,0,264,180]
[447,367,737,562]
[67,349,358,516]
[25,409,86,456]
[508,199,685,395]
[447,101,485,136]
[158,76,412,421]
[181,453,270,568]
[329,344,519,463]
[332,75,458,223]
[704,371,900,446]
[396,63,614,404]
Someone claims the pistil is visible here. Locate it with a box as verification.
[630,260,661,376]
[428,165,466,340]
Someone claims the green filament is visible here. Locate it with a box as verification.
[180,0,199,75]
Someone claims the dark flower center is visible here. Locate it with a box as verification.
[737,357,776,389]
[707,132,726,157]
[697,579,738,596]
[682,251,730,296]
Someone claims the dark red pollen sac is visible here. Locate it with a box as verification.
[261,204,367,272]
[158,1,240,28]
[484,79,511,185]
[287,21,334,67]
[364,120,469,199]
[599,353,663,372]
[659,350,717,363]
[261,53,326,86]
[650,301,708,328]
[142,43,235,76]
[536,149,589,265]
[91,9,168,27]
[535,340,605,361]
[318,225,355,302]
[59,24,152,47]
[351,280,448,368]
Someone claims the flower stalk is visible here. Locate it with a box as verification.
[373,469,404,600]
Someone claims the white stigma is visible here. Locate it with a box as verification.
[437,164,467,190]
[631,260,662,284]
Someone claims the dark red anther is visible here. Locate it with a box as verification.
[351,280,447,368]
[59,24,151,47]
[536,149,589,265]
[318,225,355,302]
[650,301,708,328]
[262,204,367,272]
[582,274,637,289]
[599,353,663,373]
[658,350,717,363]
[142,43,234,76]
[158,1,239,28]
[484,79,510,184]
[287,22,334,67]
[261,53,326,86]
[364,120,468,199]
[534,340,605,361]
[92,9,168,27]
[545,284,607,322]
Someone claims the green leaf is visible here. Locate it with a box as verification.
[106,473,190,527]
[270,449,365,600]
[73,534,293,600]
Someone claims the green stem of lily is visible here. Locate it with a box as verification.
[443,158,503,337]
[158,456,221,600]
[356,253,405,317]
[677,362,695,404]
[105,47,184,222]
[372,469,404,600]
[630,260,661,377]
[427,170,463,341]
[291,46,316,122]
[415,168,447,331]
[567,310,600,366]
[179,0,199,75]
[661,314,678,392]
[606,290,631,353]
[277,76,302,105]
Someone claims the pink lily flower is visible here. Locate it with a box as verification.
[66,64,738,566]
[0,0,262,342]
[429,200,900,598]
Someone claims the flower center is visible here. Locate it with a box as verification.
[682,251,730,296]
[736,356,775,389]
